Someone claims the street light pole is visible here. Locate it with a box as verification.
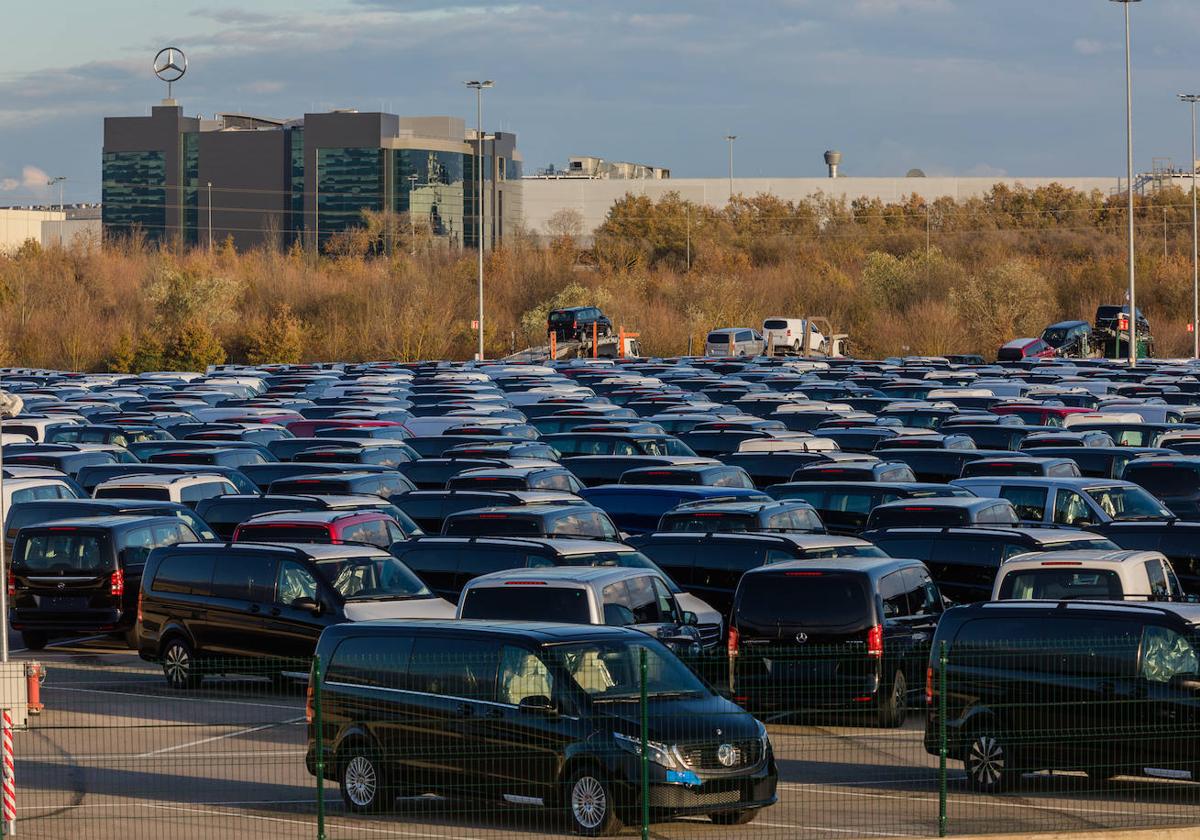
[1114,0,1141,367]
[1182,94,1200,358]
[207,181,213,252]
[407,173,418,256]
[725,135,737,202]
[465,80,494,362]
[47,176,66,246]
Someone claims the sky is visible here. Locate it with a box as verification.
[2,0,1200,204]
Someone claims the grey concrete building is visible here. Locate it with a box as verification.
[102,103,522,251]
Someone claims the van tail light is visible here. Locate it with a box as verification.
[926,666,933,705]
[6,572,13,598]
[110,569,125,598]
[727,626,740,658]
[306,681,315,724]
[137,590,144,623]
[866,624,883,658]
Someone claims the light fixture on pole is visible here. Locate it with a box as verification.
[725,135,737,202]
[407,173,419,256]
[47,176,66,246]
[465,80,494,362]
[206,181,213,252]
[1113,0,1141,367]
[1182,93,1200,359]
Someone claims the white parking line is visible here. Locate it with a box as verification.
[43,684,303,711]
[139,803,483,839]
[136,716,306,757]
[10,633,108,654]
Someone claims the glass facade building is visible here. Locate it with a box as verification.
[102,106,521,251]
[101,151,167,240]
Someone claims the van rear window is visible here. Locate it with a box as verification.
[460,586,590,623]
[1127,465,1200,496]
[763,320,788,330]
[95,487,170,501]
[706,333,731,344]
[237,525,331,543]
[869,507,968,528]
[736,572,869,627]
[998,569,1123,600]
[15,533,109,573]
[443,517,541,537]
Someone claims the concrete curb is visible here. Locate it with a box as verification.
[943,828,1200,840]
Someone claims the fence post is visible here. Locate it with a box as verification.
[938,641,948,838]
[2,708,13,837]
[313,656,326,840]
[639,646,649,840]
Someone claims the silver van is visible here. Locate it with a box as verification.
[705,328,764,358]
[456,566,704,654]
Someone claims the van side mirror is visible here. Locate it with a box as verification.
[682,611,699,627]
[292,596,322,616]
[518,695,558,716]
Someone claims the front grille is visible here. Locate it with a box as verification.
[678,739,762,773]
[696,622,722,649]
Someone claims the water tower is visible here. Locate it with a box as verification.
[824,150,842,179]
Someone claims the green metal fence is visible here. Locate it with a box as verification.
[10,635,1200,839]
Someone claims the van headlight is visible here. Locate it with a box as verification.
[614,732,679,769]
[757,720,772,754]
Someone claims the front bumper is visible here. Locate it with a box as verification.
[611,748,778,818]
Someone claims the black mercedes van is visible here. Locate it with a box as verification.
[307,620,777,834]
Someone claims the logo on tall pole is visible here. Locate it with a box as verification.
[153,47,187,100]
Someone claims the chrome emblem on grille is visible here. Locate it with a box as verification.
[795,632,808,644]
[717,744,737,767]
[56,583,66,590]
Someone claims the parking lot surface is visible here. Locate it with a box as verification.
[11,634,1199,839]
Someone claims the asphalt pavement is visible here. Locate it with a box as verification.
[7,633,1200,840]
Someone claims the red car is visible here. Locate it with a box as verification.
[990,404,1093,427]
[232,510,410,550]
[996,337,1056,362]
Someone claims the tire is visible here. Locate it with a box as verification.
[339,743,391,814]
[963,729,1017,793]
[123,626,139,649]
[161,636,201,690]
[565,767,622,836]
[792,340,802,354]
[21,631,47,652]
[710,809,759,825]
[878,671,908,728]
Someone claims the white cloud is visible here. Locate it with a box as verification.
[1073,38,1106,56]
[0,165,51,193]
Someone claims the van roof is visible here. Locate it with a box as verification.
[466,566,658,586]
[96,473,230,488]
[21,514,183,531]
[743,557,917,577]
[999,549,1163,567]
[402,536,635,555]
[945,600,1200,625]
[322,619,642,644]
[159,541,386,560]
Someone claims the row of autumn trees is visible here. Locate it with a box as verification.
[0,181,1196,372]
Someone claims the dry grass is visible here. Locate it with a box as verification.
[2,182,1199,370]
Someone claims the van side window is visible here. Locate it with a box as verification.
[407,637,499,700]
[1145,561,1170,600]
[999,487,1047,521]
[1141,626,1199,683]
[275,560,318,605]
[213,554,278,602]
[901,567,940,616]
[328,636,412,690]
[880,572,909,618]
[152,552,214,595]
[1053,490,1095,526]
[498,645,554,705]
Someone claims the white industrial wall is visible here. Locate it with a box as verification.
[40,219,102,249]
[0,209,63,252]
[520,176,1121,236]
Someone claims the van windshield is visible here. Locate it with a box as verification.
[314,556,431,600]
[15,533,109,573]
[549,640,708,700]
[460,586,590,623]
[558,550,682,593]
[1084,485,1171,520]
[736,572,869,627]
[997,569,1123,600]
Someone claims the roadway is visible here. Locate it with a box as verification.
[8,634,1200,840]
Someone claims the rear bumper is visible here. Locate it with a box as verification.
[734,658,881,711]
[10,608,126,633]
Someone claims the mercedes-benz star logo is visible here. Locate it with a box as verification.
[795,632,809,644]
[153,47,187,83]
[717,744,737,768]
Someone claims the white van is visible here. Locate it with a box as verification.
[992,549,1186,602]
[762,318,825,355]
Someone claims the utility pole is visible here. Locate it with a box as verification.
[1182,93,1200,358]
[207,181,213,252]
[465,80,494,362]
[725,135,737,202]
[407,173,418,256]
[1113,0,1141,367]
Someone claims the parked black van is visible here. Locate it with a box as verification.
[10,515,200,650]
[307,621,777,832]
[138,542,455,688]
[5,498,216,552]
[730,558,942,727]
[926,601,1200,791]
